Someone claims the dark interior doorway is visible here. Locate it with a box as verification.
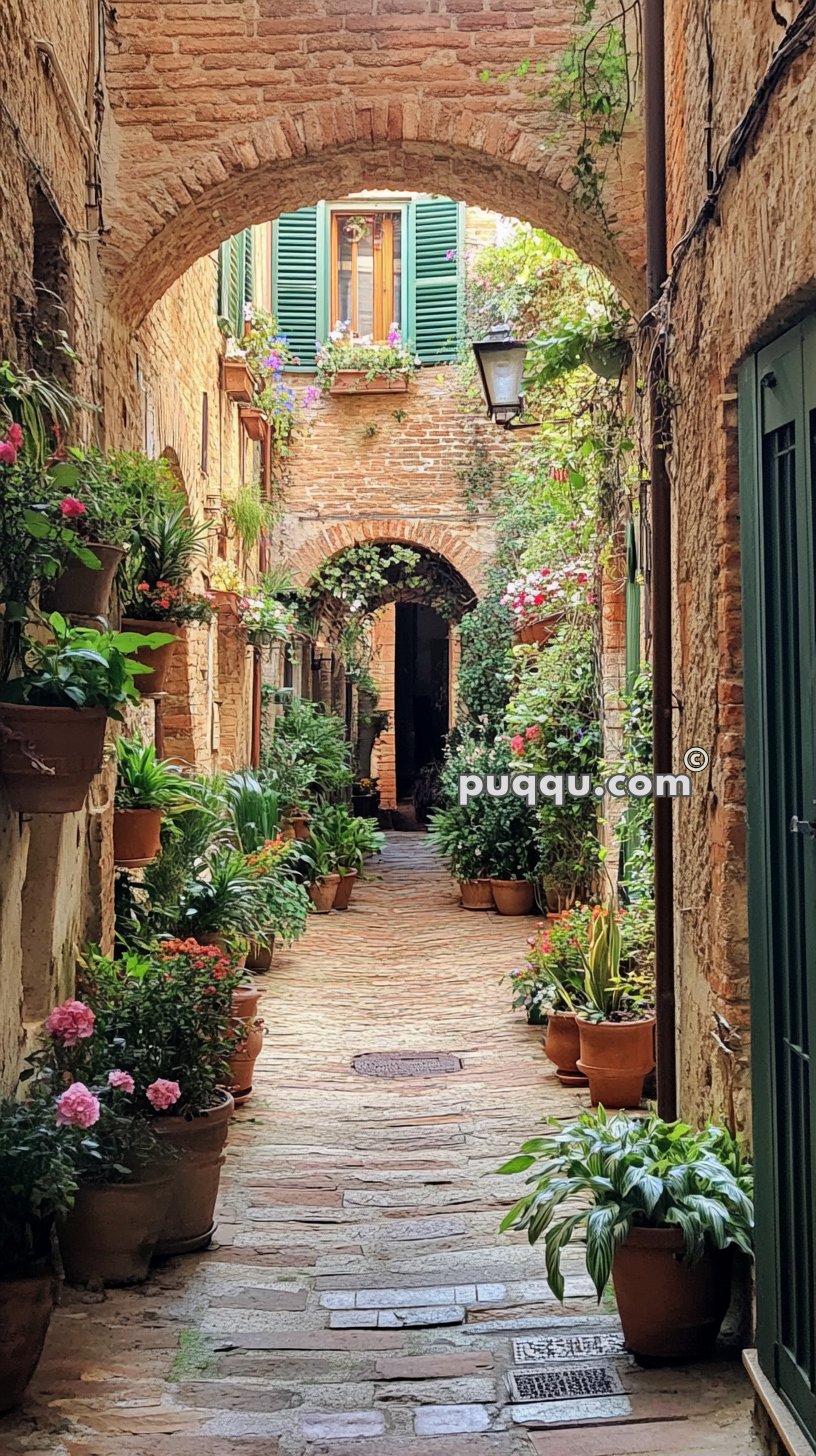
[394,603,449,802]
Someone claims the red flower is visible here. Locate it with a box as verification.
[6,423,23,449]
[59,497,87,518]
[510,734,525,755]
[525,725,541,741]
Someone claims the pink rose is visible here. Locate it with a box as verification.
[0,440,17,465]
[525,725,541,741]
[45,998,95,1046]
[55,1082,100,1129]
[59,496,87,518]
[510,734,526,755]
[108,1069,135,1094]
[146,1078,181,1111]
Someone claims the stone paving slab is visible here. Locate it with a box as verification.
[0,836,759,1456]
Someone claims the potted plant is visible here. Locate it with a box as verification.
[113,734,186,868]
[242,830,311,969]
[428,801,494,910]
[120,497,212,695]
[0,1096,81,1411]
[222,345,256,403]
[295,829,342,913]
[177,846,270,964]
[309,803,384,909]
[316,324,416,395]
[352,775,380,818]
[520,909,593,1083]
[499,1109,753,1364]
[37,450,139,618]
[575,897,656,1107]
[482,790,539,916]
[76,940,243,1255]
[501,563,594,647]
[208,560,246,621]
[0,613,173,813]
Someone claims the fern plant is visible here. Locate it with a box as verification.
[498,1109,754,1302]
[227,482,276,552]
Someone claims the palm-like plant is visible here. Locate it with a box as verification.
[114,735,186,810]
[121,497,210,605]
[178,847,269,939]
[498,1109,754,1302]
[225,771,282,852]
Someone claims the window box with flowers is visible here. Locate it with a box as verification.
[501,561,596,647]
[222,350,256,404]
[207,561,246,624]
[316,323,416,395]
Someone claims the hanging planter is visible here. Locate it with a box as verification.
[238,405,267,441]
[329,371,409,395]
[0,703,107,813]
[222,356,255,403]
[210,589,243,624]
[583,335,632,380]
[513,612,565,647]
[43,543,126,619]
[120,618,181,696]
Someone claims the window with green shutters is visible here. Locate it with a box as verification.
[269,196,463,371]
[217,229,254,336]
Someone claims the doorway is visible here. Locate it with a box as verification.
[741,316,816,1446]
[394,603,450,804]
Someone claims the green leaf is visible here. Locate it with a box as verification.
[496,1154,537,1176]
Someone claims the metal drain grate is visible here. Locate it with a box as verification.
[506,1363,624,1403]
[352,1052,463,1078]
[513,1332,625,1364]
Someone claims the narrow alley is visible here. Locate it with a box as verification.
[1,840,758,1456]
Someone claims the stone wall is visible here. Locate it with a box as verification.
[665,2,816,1131]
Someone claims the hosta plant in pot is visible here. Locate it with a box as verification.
[0,1096,81,1411]
[114,734,186,868]
[499,1109,754,1364]
[77,940,244,1255]
[576,897,656,1108]
[0,613,173,813]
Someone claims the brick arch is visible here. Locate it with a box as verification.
[287,518,486,599]
[105,80,645,325]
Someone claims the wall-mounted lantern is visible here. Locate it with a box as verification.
[472,323,532,429]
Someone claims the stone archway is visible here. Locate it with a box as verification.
[103,4,646,322]
[286,517,485,600]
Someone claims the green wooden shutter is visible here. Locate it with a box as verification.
[242,228,254,313]
[272,207,324,369]
[410,198,462,364]
[217,235,244,335]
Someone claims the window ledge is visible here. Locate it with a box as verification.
[744,1350,816,1456]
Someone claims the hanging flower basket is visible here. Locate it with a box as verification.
[513,612,565,648]
[329,371,410,395]
[238,405,267,441]
[222,356,255,403]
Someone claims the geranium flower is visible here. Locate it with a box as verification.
[525,725,541,741]
[6,423,23,448]
[0,440,17,465]
[56,1083,100,1128]
[108,1069,135,1093]
[510,734,526,755]
[45,998,95,1046]
[59,497,87,518]
[146,1078,181,1111]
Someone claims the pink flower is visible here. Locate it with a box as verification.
[525,725,541,741]
[6,423,23,448]
[45,998,95,1046]
[0,440,17,465]
[302,385,321,408]
[108,1069,135,1094]
[146,1078,181,1111]
[59,496,87,518]
[510,734,526,755]
[55,1082,100,1128]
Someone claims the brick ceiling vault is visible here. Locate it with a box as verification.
[102,2,646,325]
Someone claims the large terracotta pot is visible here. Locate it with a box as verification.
[490,878,535,915]
[231,984,259,1022]
[152,1089,234,1256]
[43,542,125,618]
[612,1228,733,1364]
[282,811,311,842]
[228,1018,265,1105]
[334,870,358,910]
[514,612,564,647]
[0,1268,57,1413]
[0,703,106,813]
[459,878,494,910]
[247,937,274,972]
[577,1017,656,1108]
[120,617,180,696]
[309,874,340,913]
[543,1011,587,1087]
[113,806,163,867]
[58,1170,174,1285]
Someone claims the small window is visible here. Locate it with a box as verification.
[331,211,402,340]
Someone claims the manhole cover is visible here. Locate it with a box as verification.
[506,1363,624,1403]
[352,1052,463,1078]
[513,1332,625,1363]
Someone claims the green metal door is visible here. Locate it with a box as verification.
[741,317,816,1444]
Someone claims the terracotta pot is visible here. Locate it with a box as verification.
[577,1017,656,1108]
[612,1227,733,1364]
[334,870,358,910]
[239,405,266,441]
[0,1267,57,1413]
[58,1170,174,1285]
[228,1018,265,1105]
[120,618,180,696]
[514,612,565,647]
[459,878,494,910]
[231,984,260,1022]
[43,542,125,618]
[329,370,409,394]
[113,806,163,867]
[247,937,274,972]
[490,878,535,915]
[309,874,340,913]
[543,1011,587,1086]
[197,932,247,968]
[282,811,311,841]
[0,703,106,814]
[222,355,255,402]
[545,886,576,916]
[152,1089,234,1256]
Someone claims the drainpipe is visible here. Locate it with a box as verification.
[643,0,677,1119]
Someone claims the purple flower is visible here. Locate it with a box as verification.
[303,385,321,408]
[445,248,457,262]
[263,351,284,372]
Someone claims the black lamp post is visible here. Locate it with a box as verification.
[472,323,531,428]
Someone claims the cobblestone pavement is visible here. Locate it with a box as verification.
[1,836,759,1456]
